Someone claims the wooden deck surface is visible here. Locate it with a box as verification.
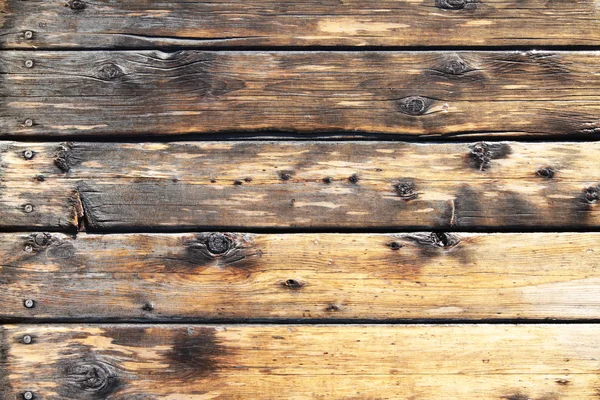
[1,0,599,398]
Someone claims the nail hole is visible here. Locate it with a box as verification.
[142,303,154,312]
[348,174,360,184]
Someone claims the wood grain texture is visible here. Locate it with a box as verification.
[2,0,600,48]
[2,324,600,399]
[2,232,600,321]
[2,51,600,137]
[1,141,600,230]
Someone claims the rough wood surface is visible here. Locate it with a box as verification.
[2,0,600,48]
[2,232,600,321]
[3,51,600,137]
[1,141,600,230]
[2,324,599,399]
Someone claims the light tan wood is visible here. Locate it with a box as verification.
[2,324,599,399]
[2,51,600,137]
[1,141,599,230]
[2,0,600,48]
[2,232,600,321]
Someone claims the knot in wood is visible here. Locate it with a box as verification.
[397,96,429,116]
[67,363,111,392]
[282,279,303,290]
[430,232,459,248]
[584,186,599,204]
[33,233,51,247]
[97,63,124,81]
[67,0,86,10]
[438,57,472,76]
[536,167,555,179]
[394,181,417,200]
[389,242,403,250]
[206,233,231,255]
[437,0,467,10]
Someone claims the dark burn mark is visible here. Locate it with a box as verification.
[348,174,360,184]
[243,177,252,183]
[233,179,243,185]
[394,180,418,200]
[0,328,11,395]
[467,142,512,171]
[96,63,124,81]
[583,185,599,204]
[142,303,154,312]
[54,142,76,173]
[537,167,555,179]
[502,393,559,400]
[278,171,294,181]
[57,356,123,399]
[36,175,45,182]
[166,328,224,379]
[180,233,262,276]
[325,304,340,312]
[105,327,152,348]
[396,96,431,116]
[322,177,333,184]
[282,279,303,290]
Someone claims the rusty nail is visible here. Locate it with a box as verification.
[24,31,34,40]
[24,299,35,309]
[23,335,32,344]
[23,392,34,400]
[24,60,34,68]
[23,150,34,159]
[24,119,34,127]
[24,245,33,253]
[23,204,34,213]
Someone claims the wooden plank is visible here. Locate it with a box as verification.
[2,51,600,137]
[2,232,600,321]
[1,141,600,230]
[2,0,600,48]
[2,324,599,399]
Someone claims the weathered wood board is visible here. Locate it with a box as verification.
[2,324,599,399]
[2,51,600,137]
[1,141,599,230]
[2,232,600,321]
[2,0,600,48]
